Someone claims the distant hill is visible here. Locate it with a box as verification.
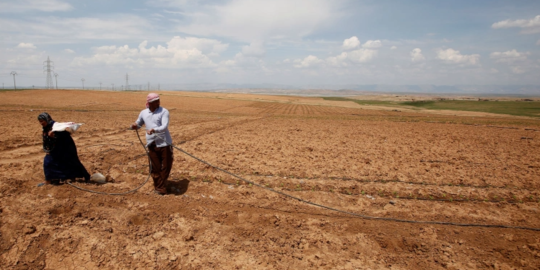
[160,84,540,96]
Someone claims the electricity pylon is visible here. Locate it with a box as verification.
[10,71,17,89]
[43,56,54,89]
[81,78,85,89]
[54,73,58,89]
[125,73,129,90]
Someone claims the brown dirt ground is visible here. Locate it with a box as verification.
[1,89,540,269]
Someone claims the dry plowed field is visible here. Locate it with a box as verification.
[1,90,540,269]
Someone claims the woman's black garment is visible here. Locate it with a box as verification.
[42,120,90,181]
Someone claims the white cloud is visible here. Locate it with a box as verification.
[166,36,228,56]
[410,48,425,62]
[492,15,540,34]
[347,49,378,63]
[362,40,382,49]
[342,36,360,50]
[326,49,378,67]
[490,49,529,63]
[294,55,323,68]
[0,0,72,13]
[226,52,267,68]
[511,66,525,74]
[64,49,75,54]
[17,43,36,49]
[436,48,480,65]
[298,37,381,68]
[175,0,343,41]
[240,42,266,58]
[0,15,154,42]
[71,36,227,68]
[390,46,397,50]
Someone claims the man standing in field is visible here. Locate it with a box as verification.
[131,93,173,195]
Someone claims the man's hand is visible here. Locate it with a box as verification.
[131,123,140,130]
[147,128,155,135]
[48,131,55,138]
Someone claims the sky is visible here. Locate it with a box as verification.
[0,0,539,89]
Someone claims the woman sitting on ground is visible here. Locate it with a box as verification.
[38,112,90,185]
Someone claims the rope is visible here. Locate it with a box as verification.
[66,129,152,195]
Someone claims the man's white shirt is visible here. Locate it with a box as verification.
[135,107,173,147]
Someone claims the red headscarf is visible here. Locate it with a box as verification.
[146,93,160,108]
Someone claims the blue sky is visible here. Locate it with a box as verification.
[0,0,539,89]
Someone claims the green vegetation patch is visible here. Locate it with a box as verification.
[402,100,540,118]
[324,96,540,118]
[0,89,28,92]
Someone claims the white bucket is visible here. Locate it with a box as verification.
[90,173,107,184]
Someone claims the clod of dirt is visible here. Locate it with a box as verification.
[23,224,36,234]
[153,231,165,240]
